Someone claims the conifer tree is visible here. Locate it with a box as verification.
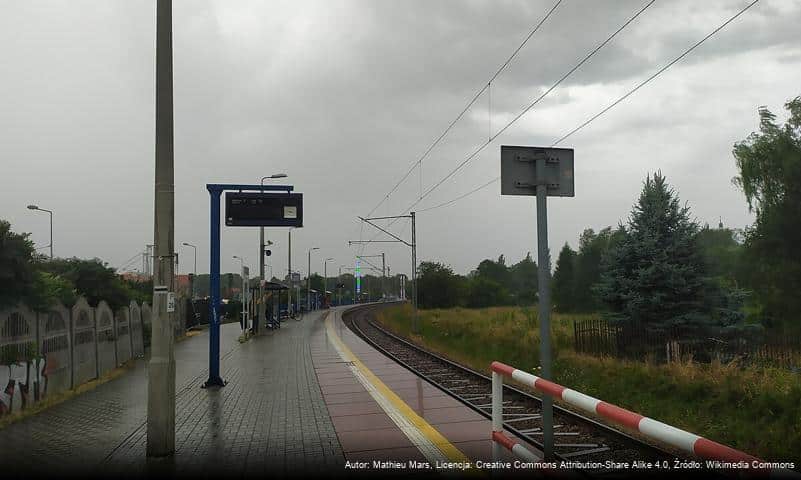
[551,243,577,312]
[596,172,712,328]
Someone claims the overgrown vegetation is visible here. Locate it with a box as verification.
[732,97,801,330]
[414,254,539,309]
[0,219,149,312]
[377,304,801,461]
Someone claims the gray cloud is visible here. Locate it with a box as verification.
[1,0,799,278]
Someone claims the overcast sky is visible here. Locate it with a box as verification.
[2,0,800,280]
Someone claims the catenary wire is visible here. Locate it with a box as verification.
[367,0,655,233]
[363,0,565,219]
[413,0,760,214]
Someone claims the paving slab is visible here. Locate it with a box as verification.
[0,312,345,477]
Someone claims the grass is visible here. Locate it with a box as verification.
[376,304,801,461]
[0,359,137,430]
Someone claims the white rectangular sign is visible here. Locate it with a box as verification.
[283,205,298,219]
[167,292,176,313]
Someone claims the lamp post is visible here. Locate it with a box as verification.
[338,265,348,306]
[307,247,319,311]
[287,227,295,316]
[257,173,287,335]
[323,258,334,308]
[27,205,53,259]
[233,255,245,331]
[182,242,197,298]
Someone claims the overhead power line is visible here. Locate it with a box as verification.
[370,0,655,231]
[118,251,144,271]
[413,0,761,214]
[417,177,500,212]
[363,0,565,219]
[400,0,656,215]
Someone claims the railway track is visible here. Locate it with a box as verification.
[343,304,682,477]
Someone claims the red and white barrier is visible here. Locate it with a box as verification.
[490,360,766,468]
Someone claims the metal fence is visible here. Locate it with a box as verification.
[573,318,801,368]
[0,298,150,415]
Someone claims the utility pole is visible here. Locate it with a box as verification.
[147,0,176,458]
[338,265,345,306]
[287,228,293,315]
[324,258,334,307]
[307,247,319,311]
[381,253,386,300]
[411,211,418,332]
[349,213,418,331]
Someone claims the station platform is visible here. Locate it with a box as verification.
[0,304,531,478]
[312,306,525,471]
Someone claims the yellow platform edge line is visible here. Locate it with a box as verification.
[324,311,471,464]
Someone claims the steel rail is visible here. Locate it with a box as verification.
[342,304,680,476]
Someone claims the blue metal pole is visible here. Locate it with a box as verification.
[204,187,225,387]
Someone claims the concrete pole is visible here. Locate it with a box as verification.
[48,209,53,259]
[241,264,245,331]
[307,250,311,311]
[287,229,292,315]
[147,0,176,457]
[258,226,265,335]
[536,158,553,460]
[411,211,418,333]
[381,253,386,301]
[192,246,196,298]
[338,266,343,306]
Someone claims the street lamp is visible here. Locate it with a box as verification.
[182,242,197,298]
[323,258,334,307]
[27,204,53,259]
[307,247,319,311]
[287,227,296,316]
[258,173,288,334]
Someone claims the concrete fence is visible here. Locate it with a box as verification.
[0,297,150,415]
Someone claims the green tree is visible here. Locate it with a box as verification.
[552,243,577,312]
[42,258,133,310]
[509,253,538,305]
[596,172,712,328]
[475,255,510,287]
[417,261,464,309]
[695,225,743,287]
[572,227,621,312]
[733,97,801,329]
[0,220,41,309]
[465,276,510,308]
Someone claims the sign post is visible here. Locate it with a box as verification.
[501,145,574,460]
[204,184,301,388]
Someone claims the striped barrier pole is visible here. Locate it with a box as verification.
[490,360,769,469]
[492,430,539,462]
[491,370,540,464]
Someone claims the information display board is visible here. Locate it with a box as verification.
[225,192,303,227]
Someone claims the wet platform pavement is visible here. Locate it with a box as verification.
[0,304,530,478]
[312,306,524,473]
